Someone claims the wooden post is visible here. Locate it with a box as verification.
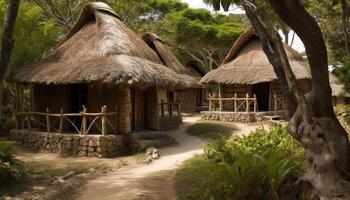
[15,114,18,131]
[161,100,164,117]
[246,93,249,113]
[274,93,277,114]
[234,93,237,112]
[177,102,180,115]
[81,106,87,135]
[218,84,222,112]
[101,105,107,136]
[115,104,118,134]
[209,94,212,112]
[59,108,63,133]
[254,94,257,112]
[46,107,51,133]
[169,102,173,116]
[26,113,31,131]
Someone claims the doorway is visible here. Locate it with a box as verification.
[252,82,270,111]
[70,84,88,112]
[131,88,147,130]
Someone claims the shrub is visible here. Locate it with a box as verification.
[0,106,15,136]
[177,125,305,200]
[0,146,25,183]
[186,120,237,139]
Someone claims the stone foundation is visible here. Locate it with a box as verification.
[201,111,265,123]
[10,130,127,158]
[158,115,182,130]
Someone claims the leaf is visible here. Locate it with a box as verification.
[212,0,221,11]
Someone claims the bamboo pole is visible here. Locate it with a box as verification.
[81,106,87,135]
[254,94,257,112]
[234,93,237,112]
[209,94,212,112]
[101,105,107,136]
[59,108,63,133]
[115,104,118,134]
[26,112,31,131]
[246,93,249,113]
[161,100,164,117]
[46,107,51,133]
[274,93,277,115]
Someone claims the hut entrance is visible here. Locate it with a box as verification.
[70,84,88,112]
[131,88,147,130]
[252,82,270,111]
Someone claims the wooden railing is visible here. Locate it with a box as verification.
[273,93,284,114]
[208,93,257,112]
[159,100,181,117]
[15,105,118,135]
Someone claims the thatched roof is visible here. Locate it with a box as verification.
[185,59,209,78]
[200,27,311,85]
[329,72,349,97]
[142,32,202,87]
[13,2,193,88]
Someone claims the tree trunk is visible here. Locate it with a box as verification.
[0,0,20,116]
[340,0,350,60]
[242,0,350,199]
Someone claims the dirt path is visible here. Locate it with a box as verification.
[69,116,263,200]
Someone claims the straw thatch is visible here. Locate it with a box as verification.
[329,72,349,97]
[200,27,311,85]
[14,2,192,88]
[185,59,209,78]
[142,32,202,87]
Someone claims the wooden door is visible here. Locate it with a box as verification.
[131,88,146,130]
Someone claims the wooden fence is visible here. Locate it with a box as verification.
[15,105,117,135]
[207,93,284,113]
[159,100,181,117]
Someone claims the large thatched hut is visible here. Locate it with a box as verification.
[14,2,193,134]
[201,27,312,113]
[142,32,206,112]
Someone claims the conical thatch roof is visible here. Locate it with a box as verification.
[14,2,193,88]
[142,32,202,88]
[185,59,209,78]
[200,27,311,85]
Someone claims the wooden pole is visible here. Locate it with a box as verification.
[177,102,180,115]
[246,93,249,113]
[26,112,31,131]
[234,93,237,112]
[254,94,257,112]
[101,105,107,136]
[46,107,51,133]
[169,102,173,116]
[59,108,63,133]
[219,84,222,112]
[81,106,87,135]
[161,100,164,117]
[15,114,18,131]
[115,104,118,134]
[209,94,212,112]
[274,93,277,115]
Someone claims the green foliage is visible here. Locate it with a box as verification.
[0,146,25,183]
[186,120,237,139]
[0,106,15,135]
[335,62,350,93]
[177,125,305,200]
[0,1,64,75]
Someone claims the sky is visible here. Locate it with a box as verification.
[180,0,306,52]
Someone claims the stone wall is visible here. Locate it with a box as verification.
[201,111,265,123]
[10,130,127,158]
[158,115,182,130]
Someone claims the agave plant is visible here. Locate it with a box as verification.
[0,146,25,182]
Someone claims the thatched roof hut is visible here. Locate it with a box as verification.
[200,27,311,85]
[185,59,209,79]
[14,2,192,88]
[142,32,201,87]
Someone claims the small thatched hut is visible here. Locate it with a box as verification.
[142,32,206,112]
[14,2,193,133]
[329,72,350,104]
[200,27,312,112]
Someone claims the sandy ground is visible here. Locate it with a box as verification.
[70,115,263,200]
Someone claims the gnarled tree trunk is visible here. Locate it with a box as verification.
[241,0,350,199]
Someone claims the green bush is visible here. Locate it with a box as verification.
[176,125,306,200]
[0,146,25,183]
[0,106,15,136]
[186,120,237,139]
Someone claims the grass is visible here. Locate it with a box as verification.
[26,162,109,177]
[186,120,237,139]
[0,140,16,147]
[175,155,228,200]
